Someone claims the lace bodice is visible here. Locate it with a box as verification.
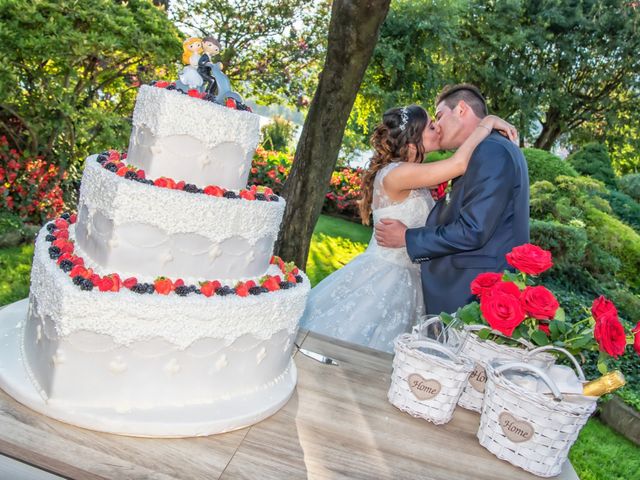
[368,163,434,266]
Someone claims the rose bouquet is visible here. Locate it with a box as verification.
[444,243,640,374]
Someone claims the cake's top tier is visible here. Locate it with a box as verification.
[126,85,260,190]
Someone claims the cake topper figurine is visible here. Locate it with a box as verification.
[170,36,250,111]
[176,37,204,91]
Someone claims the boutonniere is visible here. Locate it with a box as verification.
[430,180,451,204]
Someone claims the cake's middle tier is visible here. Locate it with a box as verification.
[75,156,285,281]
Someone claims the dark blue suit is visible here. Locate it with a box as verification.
[405,131,530,315]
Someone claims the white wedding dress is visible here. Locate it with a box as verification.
[300,162,435,352]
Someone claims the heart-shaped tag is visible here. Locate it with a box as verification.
[407,374,441,400]
[468,363,488,393]
[499,412,535,443]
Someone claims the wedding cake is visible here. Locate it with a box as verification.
[13,84,310,436]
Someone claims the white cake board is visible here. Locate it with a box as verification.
[0,299,297,438]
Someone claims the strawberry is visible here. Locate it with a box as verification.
[204,185,224,197]
[174,278,185,288]
[235,282,249,297]
[270,255,280,265]
[244,280,257,289]
[200,280,221,297]
[123,277,138,289]
[136,169,146,180]
[56,252,72,265]
[107,150,121,162]
[154,81,170,88]
[55,229,69,240]
[239,190,255,200]
[70,265,90,279]
[69,213,77,224]
[263,187,274,196]
[54,218,69,230]
[98,276,114,292]
[176,180,186,191]
[70,255,84,266]
[154,277,174,295]
[116,166,128,177]
[154,177,171,188]
[187,89,206,99]
[121,152,128,160]
[249,185,258,193]
[109,273,122,292]
[287,273,297,283]
[262,276,280,292]
[90,273,102,286]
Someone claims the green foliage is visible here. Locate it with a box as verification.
[0,244,33,306]
[530,219,588,266]
[603,189,640,233]
[523,148,578,184]
[617,389,640,412]
[569,418,640,480]
[618,174,640,202]
[569,143,617,188]
[0,211,24,237]
[260,116,296,152]
[0,0,181,189]
[170,0,330,106]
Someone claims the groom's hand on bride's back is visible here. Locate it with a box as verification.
[374,219,407,248]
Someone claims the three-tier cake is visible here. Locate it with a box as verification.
[2,84,310,437]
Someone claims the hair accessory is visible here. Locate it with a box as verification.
[399,107,409,131]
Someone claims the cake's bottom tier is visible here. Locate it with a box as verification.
[24,227,310,412]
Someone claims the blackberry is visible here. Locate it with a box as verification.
[149,80,157,86]
[188,285,198,293]
[131,283,147,294]
[295,275,303,284]
[260,286,269,294]
[104,162,118,172]
[204,93,216,102]
[269,195,279,202]
[175,285,191,296]
[124,170,138,180]
[215,285,234,296]
[255,193,266,201]
[279,281,293,290]
[194,288,202,295]
[80,279,94,291]
[45,234,56,242]
[183,183,199,193]
[48,246,61,259]
[96,154,108,164]
[166,84,177,91]
[249,286,263,296]
[46,223,56,233]
[60,213,71,220]
[145,283,155,294]
[72,275,85,286]
[59,259,73,272]
[223,191,238,199]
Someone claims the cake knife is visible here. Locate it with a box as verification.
[294,343,339,366]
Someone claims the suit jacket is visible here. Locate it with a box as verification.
[405,131,530,315]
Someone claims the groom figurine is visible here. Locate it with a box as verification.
[375,84,529,315]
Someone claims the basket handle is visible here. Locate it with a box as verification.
[493,362,563,401]
[402,338,462,364]
[524,346,586,381]
[464,324,535,349]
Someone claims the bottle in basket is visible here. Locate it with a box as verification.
[583,370,626,397]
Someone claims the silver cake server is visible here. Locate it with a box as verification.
[294,343,339,366]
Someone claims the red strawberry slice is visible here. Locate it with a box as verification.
[70,265,90,279]
[174,278,185,288]
[55,229,70,240]
[54,218,69,230]
[245,280,257,289]
[123,277,138,289]
[109,273,122,292]
[235,282,249,297]
[69,213,77,224]
[226,98,237,109]
[116,166,128,177]
[56,252,72,265]
[90,273,101,286]
[262,276,280,292]
[176,180,186,191]
[239,190,255,200]
[136,170,146,179]
[108,150,121,162]
[204,185,224,197]
[155,81,170,88]
[98,276,114,292]
[200,280,221,297]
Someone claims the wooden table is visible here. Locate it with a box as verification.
[0,328,578,480]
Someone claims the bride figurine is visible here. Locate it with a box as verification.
[299,105,518,352]
[177,37,204,91]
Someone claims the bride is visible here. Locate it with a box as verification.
[299,105,517,352]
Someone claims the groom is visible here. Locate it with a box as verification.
[375,84,530,315]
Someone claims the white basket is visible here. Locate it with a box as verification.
[388,333,474,425]
[478,346,597,477]
[456,326,556,412]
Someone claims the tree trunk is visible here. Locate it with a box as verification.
[275,0,391,268]
[533,107,562,150]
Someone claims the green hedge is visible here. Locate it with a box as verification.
[523,148,578,184]
[618,173,640,202]
[603,189,640,233]
[568,143,617,188]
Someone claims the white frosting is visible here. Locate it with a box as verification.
[127,86,260,189]
[75,156,285,280]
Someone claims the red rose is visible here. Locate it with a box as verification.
[521,286,559,320]
[593,312,627,358]
[470,272,503,298]
[487,281,521,299]
[506,244,553,275]
[539,323,551,336]
[633,322,640,357]
[591,296,618,322]
[480,291,526,337]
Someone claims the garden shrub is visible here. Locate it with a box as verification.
[568,143,617,188]
[530,219,587,265]
[618,173,640,202]
[603,189,640,233]
[0,136,66,224]
[523,148,577,184]
[260,116,296,152]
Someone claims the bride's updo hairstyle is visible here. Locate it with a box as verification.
[358,105,428,225]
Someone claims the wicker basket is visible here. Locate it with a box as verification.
[388,333,474,425]
[478,347,597,477]
[456,326,556,412]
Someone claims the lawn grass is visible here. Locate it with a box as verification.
[0,215,638,479]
